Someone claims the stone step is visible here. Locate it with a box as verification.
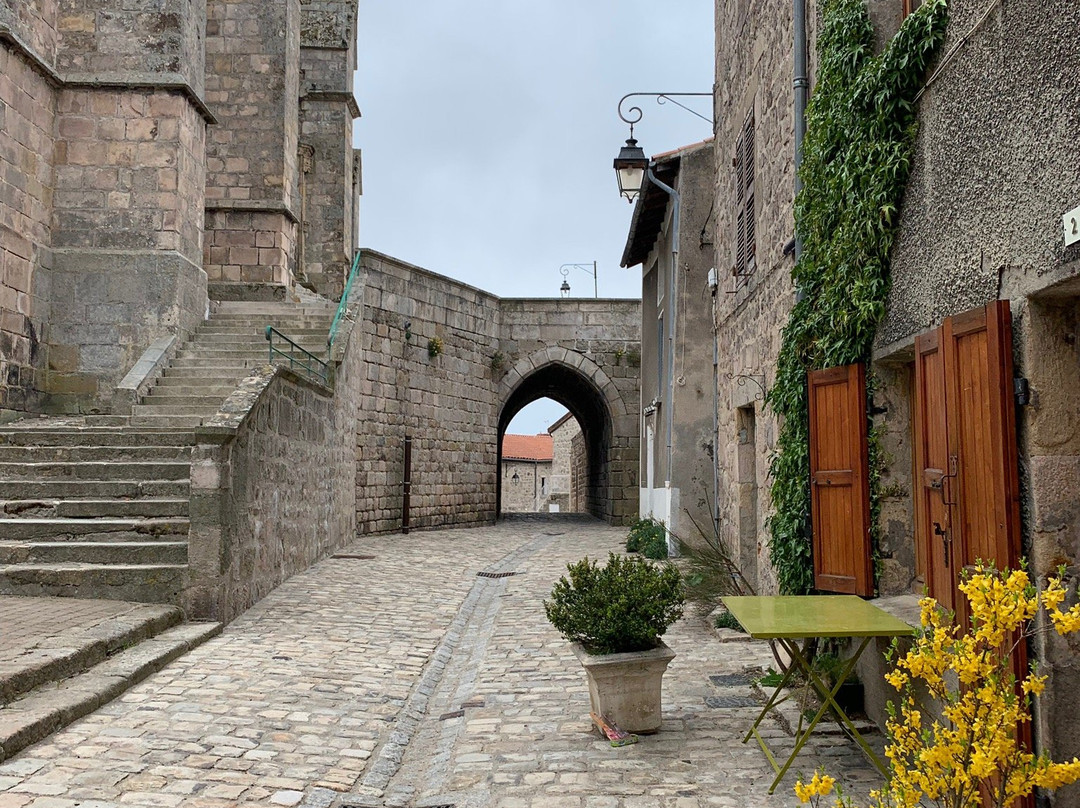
[0,430,194,447]
[0,480,188,500]
[0,620,221,762]
[0,444,191,463]
[0,562,189,603]
[0,461,190,481]
[165,358,262,370]
[196,326,330,336]
[0,541,188,565]
[137,395,228,407]
[150,378,239,391]
[0,499,189,519]
[130,405,222,417]
[129,415,204,428]
[0,600,182,706]
[211,302,334,314]
[0,518,189,542]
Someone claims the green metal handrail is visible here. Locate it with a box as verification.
[266,326,330,386]
[328,249,362,352]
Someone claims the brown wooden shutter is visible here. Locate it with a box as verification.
[808,363,874,596]
[742,111,756,274]
[733,110,755,279]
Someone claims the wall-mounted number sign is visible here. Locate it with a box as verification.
[1065,205,1080,248]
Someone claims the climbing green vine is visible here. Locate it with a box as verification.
[766,0,949,594]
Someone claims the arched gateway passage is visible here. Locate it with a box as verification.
[353,251,640,534]
[497,349,634,524]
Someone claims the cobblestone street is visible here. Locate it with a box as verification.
[0,518,884,808]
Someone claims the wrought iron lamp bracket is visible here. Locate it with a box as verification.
[726,372,767,401]
[617,92,715,137]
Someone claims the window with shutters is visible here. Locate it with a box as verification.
[902,0,922,17]
[734,109,756,282]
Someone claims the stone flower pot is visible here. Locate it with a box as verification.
[572,641,676,734]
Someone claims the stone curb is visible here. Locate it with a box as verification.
[0,620,221,764]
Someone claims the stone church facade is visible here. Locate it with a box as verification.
[0,0,360,418]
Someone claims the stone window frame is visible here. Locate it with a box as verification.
[734,109,756,280]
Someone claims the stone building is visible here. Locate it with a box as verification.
[0,0,360,418]
[500,433,554,513]
[547,411,583,512]
[711,0,1080,791]
[621,140,718,546]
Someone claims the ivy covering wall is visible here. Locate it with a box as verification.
[766,0,949,594]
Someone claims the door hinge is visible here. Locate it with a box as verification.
[1014,377,1030,406]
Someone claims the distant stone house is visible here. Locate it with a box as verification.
[711,0,1080,784]
[547,412,583,512]
[620,140,718,545]
[500,433,554,512]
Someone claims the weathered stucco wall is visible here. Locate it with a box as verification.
[633,142,718,544]
[871,0,1080,780]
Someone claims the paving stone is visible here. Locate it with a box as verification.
[0,521,886,806]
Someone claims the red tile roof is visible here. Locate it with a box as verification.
[502,433,553,462]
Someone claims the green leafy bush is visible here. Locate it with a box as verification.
[544,553,684,654]
[714,610,745,633]
[626,518,668,559]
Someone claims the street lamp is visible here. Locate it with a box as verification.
[614,136,648,203]
[559,262,598,298]
[613,92,713,203]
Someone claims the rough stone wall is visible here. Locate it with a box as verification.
[0,36,55,416]
[356,250,641,534]
[356,251,501,534]
[549,416,581,501]
[186,313,362,621]
[1,0,211,415]
[499,460,552,513]
[571,430,588,513]
[0,1,60,64]
[296,0,358,298]
[712,0,818,595]
[204,0,301,287]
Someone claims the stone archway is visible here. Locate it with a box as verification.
[497,348,636,524]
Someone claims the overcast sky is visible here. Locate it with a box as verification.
[355,1,714,433]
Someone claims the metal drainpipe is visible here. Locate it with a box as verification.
[645,166,680,510]
[793,0,809,286]
[712,302,721,536]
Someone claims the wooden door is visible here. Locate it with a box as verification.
[914,300,1021,609]
[914,300,1029,807]
[914,328,959,613]
[808,363,874,596]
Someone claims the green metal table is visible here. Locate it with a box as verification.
[722,595,915,793]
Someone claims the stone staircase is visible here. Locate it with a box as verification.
[132,300,335,428]
[0,299,336,605]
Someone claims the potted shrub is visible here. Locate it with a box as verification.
[544,552,684,733]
